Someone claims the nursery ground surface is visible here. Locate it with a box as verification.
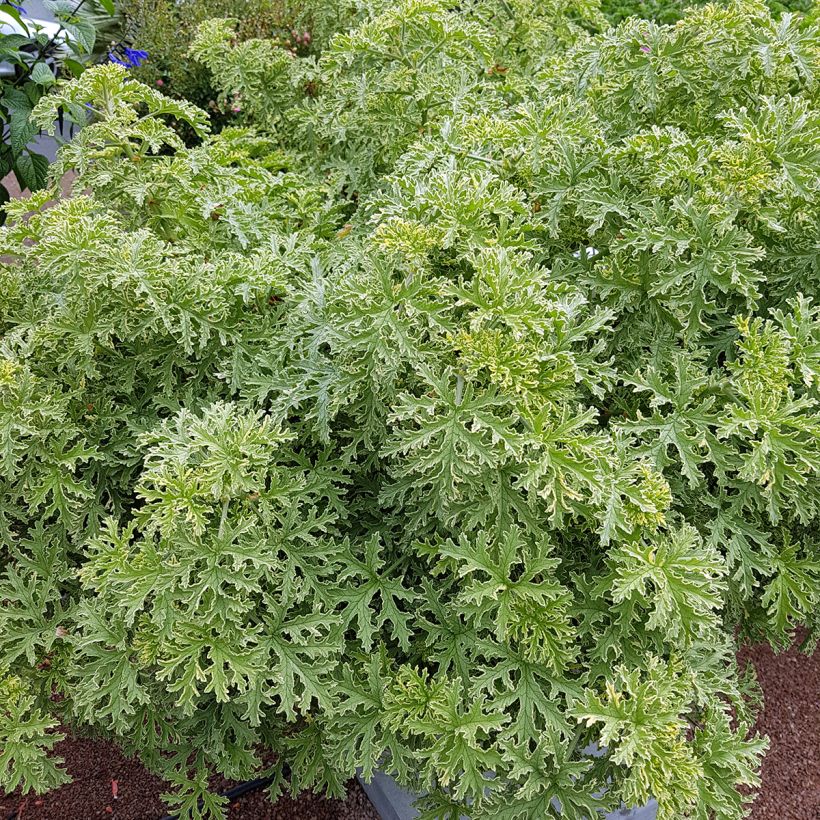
[739,633,820,820]
[0,634,816,819]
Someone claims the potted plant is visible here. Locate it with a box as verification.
[1,1,818,817]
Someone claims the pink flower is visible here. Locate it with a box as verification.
[640,44,651,53]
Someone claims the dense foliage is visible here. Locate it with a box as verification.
[600,0,813,24]
[2,0,820,817]
[120,0,816,121]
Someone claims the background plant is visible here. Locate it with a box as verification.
[0,0,118,205]
[1,0,820,818]
[119,0,355,126]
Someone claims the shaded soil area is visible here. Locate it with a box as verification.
[2,636,819,819]
[0,733,378,820]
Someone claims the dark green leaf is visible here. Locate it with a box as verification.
[10,109,38,156]
[62,57,85,78]
[62,17,96,55]
[13,149,49,191]
[0,3,29,31]
[30,62,56,87]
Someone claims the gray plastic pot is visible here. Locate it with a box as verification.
[357,769,658,820]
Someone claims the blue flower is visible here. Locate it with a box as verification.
[124,48,149,66]
[8,3,27,14]
[108,47,149,68]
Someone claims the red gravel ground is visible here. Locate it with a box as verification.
[1,171,74,200]
[740,635,820,820]
[3,636,819,820]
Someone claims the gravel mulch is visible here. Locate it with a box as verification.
[741,634,820,820]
